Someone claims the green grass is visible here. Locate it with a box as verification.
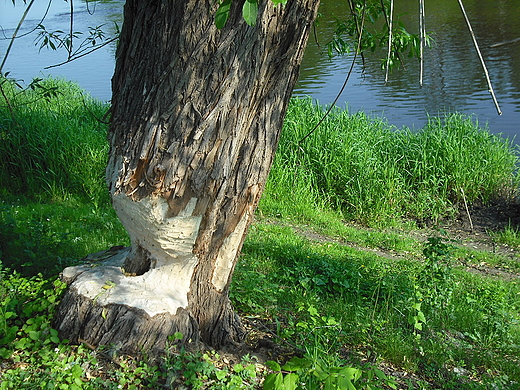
[0,199,128,277]
[491,222,520,248]
[262,98,518,226]
[236,223,520,389]
[0,77,109,206]
[1,77,520,389]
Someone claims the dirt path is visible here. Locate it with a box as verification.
[290,201,520,281]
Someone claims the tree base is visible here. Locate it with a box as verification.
[53,247,200,355]
[54,288,199,355]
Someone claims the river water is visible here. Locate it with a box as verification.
[1,0,519,141]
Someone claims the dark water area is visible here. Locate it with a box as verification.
[294,0,520,142]
[1,0,519,142]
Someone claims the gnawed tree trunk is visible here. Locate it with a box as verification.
[54,0,319,355]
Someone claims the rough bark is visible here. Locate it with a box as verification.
[53,0,320,354]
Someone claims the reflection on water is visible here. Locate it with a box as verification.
[0,0,519,141]
[294,0,520,141]
[0,0,123,101]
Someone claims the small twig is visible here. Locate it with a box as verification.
[68,0,74,60]
[0,0,52,41]
[78,338,122,367]
[312,20,320,50]
[0,81,18,125]
[379,0,405,70]
[457,0,502,115]
[460,187,474,231]
[44,36,119,69]
[82,97,111,124]
[489,37,520,48]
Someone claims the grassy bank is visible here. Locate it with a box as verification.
[263,98,518,226]
[1,78,519,389]
[0,77,109,207]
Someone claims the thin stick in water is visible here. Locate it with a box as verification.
[385,0,394,83]
[419,0,425,86]
[457,0,502,115]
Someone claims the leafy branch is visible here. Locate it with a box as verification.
[327,0,433,72]
[1,0,120,72]
[35,22,120,69]
[0,74,60,125]
[215,0,288,29]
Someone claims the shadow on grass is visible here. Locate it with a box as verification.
[1,207,74,278]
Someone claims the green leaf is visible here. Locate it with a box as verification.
[29,330,40,341]
[373,368,387,380]
[14,337,28,349]
[242,0,258,27]
[0,348,12,359]
[282,373,299,390]
[324,376,336,390]
[215,370,227,380]
[307,305,318,317]
[265,360,281,372]
[313,364,329,381]
[102,280,115,290]
[263,372,283,390]
[3,311,16,320]
[215,0,232,30]
[339,366,362,381]
[281,357,312,371]
[337,375,356,390]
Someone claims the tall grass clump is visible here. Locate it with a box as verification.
[264,98,518,225]
[0,76,109,205]
[397,114,518,219]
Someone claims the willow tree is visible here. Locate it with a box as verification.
[53,0,320,354]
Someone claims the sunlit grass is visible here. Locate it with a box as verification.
[236,222,520,388]
[1,78,520,389]
[261,98,518,226]
[0,198,128,277]
[491,222,520,248]
[0,77,110,206]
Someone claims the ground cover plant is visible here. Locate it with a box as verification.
[0,78,519,389]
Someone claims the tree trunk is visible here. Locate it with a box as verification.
[53,0,320,355]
